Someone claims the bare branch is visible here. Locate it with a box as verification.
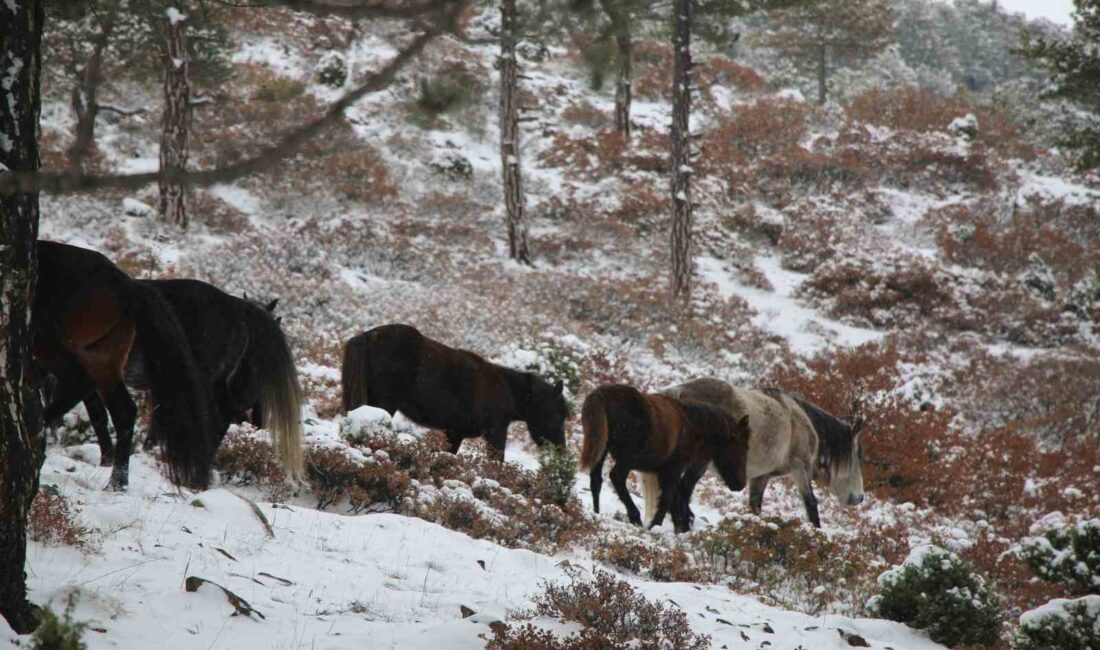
[209,0,458,21]
[1,4,465,196]
[98,104,148,116]
[68,1,120,173]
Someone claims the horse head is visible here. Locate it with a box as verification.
[525,375,568,448]
[826,416,865,506]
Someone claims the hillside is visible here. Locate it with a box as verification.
[10,0,1100,648]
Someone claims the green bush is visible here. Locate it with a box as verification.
[416,62,485,116]
[537,444,577,508]
[1013,595,1100,650]
[1018,514,1100,595]
[871,545,1001,647]
[30,591,88,650]
[254,77,305,102]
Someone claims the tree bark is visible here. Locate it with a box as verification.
[68,5,117,173]
[499,0,530,263]
[601,0,632,135]
[159,7,192,228]
[669,0,693,304]
[816,43,827,105]
[0,0,46,634]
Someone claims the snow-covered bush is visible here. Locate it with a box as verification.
[496,335,584,404]
[485,568,710,650]
[1018,513,1100,595]
[339,406,397,446]
[871,545,1001,647]
[315,51,346,88]
[1013,595,1100,650]
[305,446,412,513]
[537,444,578,508]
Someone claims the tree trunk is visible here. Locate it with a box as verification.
[159,7,191,228]
[816,43,827,105]
[0,0,47,634]
[499,0,530,264]
[601,0,633,135]
[669,0,693,304]
[68,6,117,173]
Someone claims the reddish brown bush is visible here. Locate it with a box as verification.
[697,58,767,94]
[699,98,807,171]
[593,538,709,583]
[217,430,291,501]
[305,446,412,513]
[631,41,673,100]
[29,488,95,552]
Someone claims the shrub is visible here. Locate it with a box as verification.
[253,77,305,102]
[30,591,88,650]
[690,514,869,613]
[216,429,290,501]
[593,538,708,583]
[485,568,710,650]
[871,545,1001,647]
[537,445,578,508]
[305,446,412,513]
[29,487,95,552]
[698,98,807,171]
[1018,514,1100,595]
[415,61,486,116]
[496,336,585,404]
[315,51,346,88]
[1013,595,1100,650]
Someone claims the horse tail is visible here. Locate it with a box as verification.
[341,333,370,413]
[242,304,304,480]
[122,281,215,489]
[641,472,660,523]
[580,390,609,470]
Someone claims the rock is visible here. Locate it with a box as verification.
[460,605,475,618]
[839,628,870,647]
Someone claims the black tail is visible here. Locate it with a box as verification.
[341,333,370,413]
[122,281,217,489]
[241,303,304,479]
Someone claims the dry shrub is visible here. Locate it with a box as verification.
[190,191,250,234]
[216,429,291,501]
[305,446,412,513]
[845,86,1035,159]
[561,100,610,130]
[592,538,709,583]
[540,129,663,181]
[29,488,95,552]
[606,181,664,231]
[699,98,807,171]
[696,58,767,94]
[886,142,999,191]
[486,568,710,650]
[305,147,398,204]
[690,515,871,613]
[631,41,673,100]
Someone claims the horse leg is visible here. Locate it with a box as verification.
[610,463,643,526]
[648,467,681,531]
[589,453,606,513]
[791,467,821,528]
[486,423,508,462]
[676,462,708,531]
[101,385,138,490]
[748,475,770,515]
[83,395,114,466]
[445,430,465,454]
[41,360,95,425]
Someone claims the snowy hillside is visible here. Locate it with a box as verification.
[14,0,1100,648]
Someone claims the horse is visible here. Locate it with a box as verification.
[341,324,568,461]
[79,279,304,480]
[34,241,218,490]
[579,383,751,533]
[662,378,865,528]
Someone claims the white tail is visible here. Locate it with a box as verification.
[641,472,660,524]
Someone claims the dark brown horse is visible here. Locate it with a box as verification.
[341,324,568,460]
[579,384,751,533]
[34,241,218,490]
[79,279,304,480]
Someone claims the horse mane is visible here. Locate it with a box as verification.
[767,389,855,476]
[670,398,739,444]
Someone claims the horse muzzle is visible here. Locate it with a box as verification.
[846,494,865,506]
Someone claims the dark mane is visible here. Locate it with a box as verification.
[767,388,855,475]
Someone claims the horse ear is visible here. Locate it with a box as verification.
[275,316,283,325]
[265,298,279,313]
[553,379,563,394]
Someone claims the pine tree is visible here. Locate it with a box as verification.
[159,6,191,227]
[500,0,530,263]
[1022,0,1100,170]
[0,0,48,634]
[761,0,892,104]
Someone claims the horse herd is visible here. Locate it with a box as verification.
[33,241,866,531]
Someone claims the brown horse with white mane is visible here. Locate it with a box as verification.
[34,241,219,490]
[580,384,751,533]
[341,324,568,460]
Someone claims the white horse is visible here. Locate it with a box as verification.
[662,378,865,528]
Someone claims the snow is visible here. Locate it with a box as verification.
[4,448,950,650]
[697,255,883,354]
[1019,595,1100,628]
[165,7,187,25]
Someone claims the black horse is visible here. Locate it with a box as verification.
[34,242,218,489]
[341,323,568,460]
[80,279,304,480]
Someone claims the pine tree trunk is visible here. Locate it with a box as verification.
[816,43,827,105]
[499,0,530,264]
[0,0,47,634]
[159,7,191,228]
[669,0,694,304]
[69,7,116,173]
[602,0,633,135]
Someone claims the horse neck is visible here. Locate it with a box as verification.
[501,367,532,421]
